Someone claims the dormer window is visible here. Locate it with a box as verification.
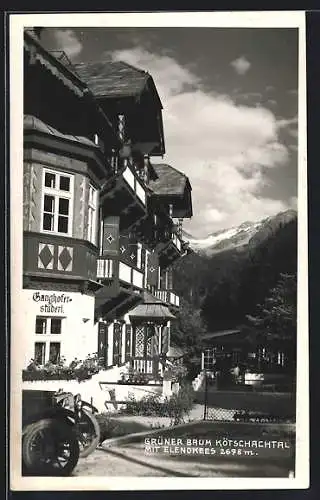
[41,169,74,236]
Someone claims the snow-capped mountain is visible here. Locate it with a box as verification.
[183,210,297,256]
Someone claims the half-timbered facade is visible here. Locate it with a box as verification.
[22,30,193,382]
[74,60,192,380]
[22,29,122,366]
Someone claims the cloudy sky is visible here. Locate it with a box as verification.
[39,27,298,237]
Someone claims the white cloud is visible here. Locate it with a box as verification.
[289,196,298,210]
[267,99,277,107]
[52,29,83,58]
[266,85,275,92]
[277,116,298,140]
[277,116,298,129]
[108,47,293,237]
[230,56,251,75]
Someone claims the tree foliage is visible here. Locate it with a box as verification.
[171,298,208,378]
[245,272,297,344]
[174,215,297,332]
[172,213,297,376]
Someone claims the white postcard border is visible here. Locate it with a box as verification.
[9,10,309,491]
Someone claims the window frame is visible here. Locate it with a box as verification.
[87,183,98,245]
[34,316,64,365]
[41,169,74,236]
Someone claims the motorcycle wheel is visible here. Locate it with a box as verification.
[22,418,80,476]
[77,408,100,458]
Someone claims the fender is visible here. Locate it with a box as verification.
[81,401,99,414]
[22,407,76,432]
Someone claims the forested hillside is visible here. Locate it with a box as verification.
[172,210,297,339]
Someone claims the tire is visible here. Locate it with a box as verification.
[76,408,100,458]
[22,418,80,476]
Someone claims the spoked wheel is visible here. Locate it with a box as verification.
[76,408,100,458]
[22,418,80,476]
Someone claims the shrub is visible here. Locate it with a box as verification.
[165,382,195,425]
[118,367,163,385]
[22,353,100,382]
[163,364,188,382]
[122,382,195,424]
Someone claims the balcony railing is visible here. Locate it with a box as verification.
[122,164,146,206]
[155,289,180,307]
[119,261,144,288]
[157,230,183,261]
[171,232,182,252]
[96,257,144,289]
[23,231,97,282]
[132,357,157,375]
[96,258,114,279]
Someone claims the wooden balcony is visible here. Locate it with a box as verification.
[157,230,184,267]
[171,232,182,252]
[131,357,159,376]
[96,257,114,280]
[100,161,147,231]
[23,231,98,286]
[97,256,143,283]
[122,165,146,206]
[119,261,144,289]
[95,256,144,321]
[154,289,180,307]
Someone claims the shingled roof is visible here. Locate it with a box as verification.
[72,60,161,104]
[149,164,190,196]
[129,302,176,321]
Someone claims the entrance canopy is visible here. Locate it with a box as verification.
[129,291,176,323]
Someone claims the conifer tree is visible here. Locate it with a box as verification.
[246,272,297,342]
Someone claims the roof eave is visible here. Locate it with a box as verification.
[24,30,87,95]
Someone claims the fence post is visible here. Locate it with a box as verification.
[203,369,208,420]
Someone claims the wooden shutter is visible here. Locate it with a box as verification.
[119,233,138,267]
[125,325,132,362]
[112,323,122,366]
[159,267,166,289]
[97,322,108,368]
[152,326,160,356]
[161,326,169,354]
[147,250,159,287]
[102,216,119,256]
[146,325,154,356]
[141,246,146,272]
[167,267,173,290]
